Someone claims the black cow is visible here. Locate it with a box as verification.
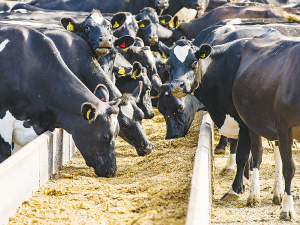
[152,75,205,139]
[232,29,300,220]
[176,5,300,40]
[43,29,154,156]
[13,0,164,14]
[0,25,120,177]
[60,9,128,57]
[135,7,175,46]
[159,37,252,206]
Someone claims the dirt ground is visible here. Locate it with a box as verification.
[8,109,201,225]
[212,134,300,224]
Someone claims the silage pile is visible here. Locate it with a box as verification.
[8,109,201,225]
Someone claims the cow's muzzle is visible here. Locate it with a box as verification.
[148,36,158,45]
[95,38,112,56]
[170,80,187,98]
[137,143,154,156]
[156,1,169,9]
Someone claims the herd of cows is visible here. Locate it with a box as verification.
[1,0,300,221]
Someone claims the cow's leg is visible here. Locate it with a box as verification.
[272,141,284,205]
[220,138,238,176]
[246,129,263,207]
[221,124,251,201]
[277,127,296,220]
[215,135,228,154]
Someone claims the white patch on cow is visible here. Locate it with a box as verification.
[0,111,14,147]
[0,39,10,52]
[226,18,242,25]
[218,114,239,139]
[0,110,38,155]
[90,12,103,22]
[273,144,284,201]
[248,168,260,203]
[120,104,134,120]
[224,153,236,171]
[126,15,132,25]
[281,193,296,219]
[12,119,37,147]
[173,45,190,63]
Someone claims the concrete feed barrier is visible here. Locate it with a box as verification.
[0,128,77,225]
[186,111,214,225]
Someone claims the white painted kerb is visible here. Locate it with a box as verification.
[186,112,213,225]
[0,128,77,225]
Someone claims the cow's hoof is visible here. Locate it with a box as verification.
[273,195,282,205]
[214,147,225,154]
[280,211,295,221]
[246,197,260,207]
[220,168,235,176]
[221,188,239,201]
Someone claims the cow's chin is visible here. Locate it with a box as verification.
[196,6,203,10]
[95,48,110,57]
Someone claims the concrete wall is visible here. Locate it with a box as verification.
[0,129,77,225]
[185,111,214,225]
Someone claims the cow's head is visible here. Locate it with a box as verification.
[155,0,170,11]
[152,75,205,139]
[136,19,158,45]
[115,93,154,156]
[161,39,211,98]
[61,10,127,56]
[73,85,120,177]
[113,12,139,38]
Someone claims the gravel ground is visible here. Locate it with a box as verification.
[212,134,300,224]
[8,109,201,225]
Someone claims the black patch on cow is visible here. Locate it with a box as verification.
[0,135,11,161]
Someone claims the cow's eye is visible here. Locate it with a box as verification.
[166,63,173,73]
[103,133,110,140]
[178,105,184,112]
[190,60,198,69]
[85,25,91,31]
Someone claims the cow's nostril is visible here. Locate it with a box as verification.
[99,37,103,42]
[180,83,184,88]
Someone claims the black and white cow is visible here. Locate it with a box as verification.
[43,29,155,156]
[0,25,120,178]
[232,29,300,219]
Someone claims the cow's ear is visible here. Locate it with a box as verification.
[169,16,179,29]
[159,15,172,26]
[61,17,82,32]
[114,35,135,49]
[94,84,109,102]
[138,19,151,29]
[196,44,211,59]
[111,12,127,30]
[159,41,171,58]
[82,103,97,121]
[132,62,143,79]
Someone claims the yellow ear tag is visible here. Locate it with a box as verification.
[131,70,137,79]
[86,109,91,120]
[123,48,128,52]
[162,52,167,59]
[169,22,174,29]
[200,53,206,58]
[67,22,74,31]
[113,21,119,28]
[140,23,145,28]
[163,58,168,64]
[176,21,179,27]
[118,67,125,75]
[160,19,165,24]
